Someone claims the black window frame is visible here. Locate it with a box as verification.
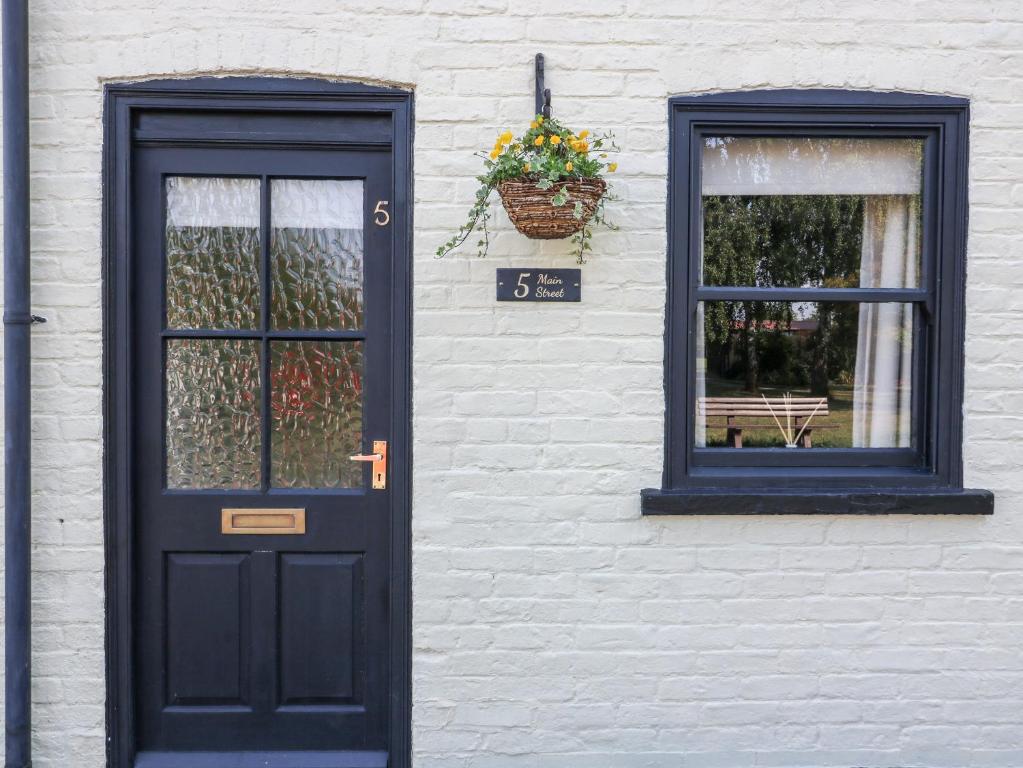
[643,90,993,515]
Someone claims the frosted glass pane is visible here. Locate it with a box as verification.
[271,341,363,488]
[166,339,262,489]
[165,177,261,329]
[271,179,364,330]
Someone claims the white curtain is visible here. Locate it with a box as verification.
[165,176,364,229]
[852,195,918,447]
[271,179,364,230]
[166,176,260,228]
[702,137,922,196]
[695,302,707,447]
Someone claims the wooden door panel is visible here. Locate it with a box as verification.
[278,553,364,707]
[165,553,252,708]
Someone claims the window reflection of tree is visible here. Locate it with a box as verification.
[702,194,868,398]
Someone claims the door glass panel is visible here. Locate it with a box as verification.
[166,339,262,489]
[271,179,364,330]
[271,340,364,488]
[165,177,261,329]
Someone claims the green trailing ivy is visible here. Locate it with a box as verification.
[437,114,619,264]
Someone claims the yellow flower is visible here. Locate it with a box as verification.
[565,161,573,172]
[578,130,589,139]
[512,143,522,152]
[529,120,538,130]
[500,130,514,145]
[524,162,531,172]
[608,162,618,172]
[550,135,561,145]
[490,149,501,160]
[534,135,545,146]
[579,141,589,153]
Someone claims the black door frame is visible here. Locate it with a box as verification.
[102,77,413,768]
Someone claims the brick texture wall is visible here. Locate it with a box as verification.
[1,1,1022,766]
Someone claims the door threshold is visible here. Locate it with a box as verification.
[134,751,388,768]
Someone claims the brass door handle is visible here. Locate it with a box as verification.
[349,440,387,489]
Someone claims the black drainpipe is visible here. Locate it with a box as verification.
[3,0,34,766]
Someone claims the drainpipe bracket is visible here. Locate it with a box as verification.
[2,313,45,325]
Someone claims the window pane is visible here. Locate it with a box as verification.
[271,340,363,488]
[166,339,262,489]
[271,179,364,330]
[695,301,914,449]
[701,138,922,288]
[166,177,261,329]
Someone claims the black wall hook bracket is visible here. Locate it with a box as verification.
[534,53,552,119]
[2,312,46,325]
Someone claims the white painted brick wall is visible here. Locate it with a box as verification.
[0,1,1022,766]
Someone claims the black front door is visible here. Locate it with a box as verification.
[130,140,398,765]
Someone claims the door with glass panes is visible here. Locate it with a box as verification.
[132,145,394,762]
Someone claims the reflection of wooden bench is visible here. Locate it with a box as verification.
[698,397,832,448]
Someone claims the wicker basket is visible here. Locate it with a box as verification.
[497,177,607,239]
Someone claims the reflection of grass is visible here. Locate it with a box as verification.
[703,376,854,448]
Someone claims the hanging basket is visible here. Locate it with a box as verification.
[497,177,606,240]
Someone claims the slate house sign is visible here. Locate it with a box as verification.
[496,268,582,302]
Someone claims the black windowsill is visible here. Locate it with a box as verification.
[641,487,994,516]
